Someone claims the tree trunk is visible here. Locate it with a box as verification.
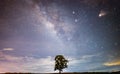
[59,70,61,74]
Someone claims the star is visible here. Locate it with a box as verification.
[98,10,107,17]
[75,19,78,22]
[72,11,75,14]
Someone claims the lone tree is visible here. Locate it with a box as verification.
[54,55,68,73]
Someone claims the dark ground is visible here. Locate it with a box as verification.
[4,71,120,74]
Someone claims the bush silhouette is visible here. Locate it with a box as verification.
[54,55,68,73]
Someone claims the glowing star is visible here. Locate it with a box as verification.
[72,11,75,14]
[99,10,107,17]
[75,19,78,22]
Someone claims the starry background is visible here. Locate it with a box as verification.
[0,0,120,73]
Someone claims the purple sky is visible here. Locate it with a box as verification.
[0,0,120,73]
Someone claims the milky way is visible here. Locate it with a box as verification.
[0,0,120,73]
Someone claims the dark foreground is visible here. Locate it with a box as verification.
[4,72,120,74]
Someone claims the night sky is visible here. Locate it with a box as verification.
[0,0,120,73]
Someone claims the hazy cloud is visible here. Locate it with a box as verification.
[104,60,120,66]
[0,51,116,73]
[0,52,55,73]
[0,52,100,73]
[3,48,14,51]
[0,52,23,62]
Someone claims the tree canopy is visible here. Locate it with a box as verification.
[54,55,68,73]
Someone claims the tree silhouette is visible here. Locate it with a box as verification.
[54,55,68,73]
